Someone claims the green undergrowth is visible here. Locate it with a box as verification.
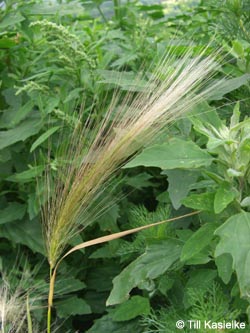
[1,0,250,331]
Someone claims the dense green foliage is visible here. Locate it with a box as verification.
[1,0,250,332]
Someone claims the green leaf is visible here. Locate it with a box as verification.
[124,138,213,170]
[186,269,217,290]
[215,212,250,298]
[63,88,84,103]
[0,149,11,163]
[239,137,250,167]
[45,97,60,114]
[27,193,40,219]
[0,12,25,29]
[214,182,235,214]
[97,70,152,92]
[182,192,215,212]
[87,313,141,333]
[215,254,233,284]
[209,74,250,100]
[184,248,211,265]
[10,100,34,126]
[107,239,182,305]
[190,101,222,129]
[125,172,154,189]
[56,296,91,318]
[241,197,250,208]
[111,54,138,68]
[0,218,45,255]
[1,98,34,128]
[7,166,44,183]
[232,40,245,58]
[112,296,150,322]
[0,37,16,49]
[163,169,199,209]
[0,202,26,225]
[230,102,240,128]
[55,277,86,296]
[181,223,218,262]
[2,88,22,108]
[86,264,121,293]
[30,126,60,152]
[98,203,120,232]
[0,118,42,150]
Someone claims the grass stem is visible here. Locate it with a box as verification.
[47,267,53,333]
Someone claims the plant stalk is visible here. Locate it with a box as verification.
[47,267,54,333]
[46,210,199,331]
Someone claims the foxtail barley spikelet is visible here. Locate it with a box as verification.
[43,47,223,270]
[0,277,30,333]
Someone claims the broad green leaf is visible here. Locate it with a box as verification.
[107,239,182,305]
[89,241,121,259]
[0,37,16,49]
[0,219,45,255]
[86,264,121,293]
[33,275,86,306]
[124,138,213,170]
[227,168,243,178]
[2,88,22,109]
[163,169,199,209]
[7,166,44,183]
[215,212,250,298]
[111,54,138,68]
[63,88,84,103]
[232,40,245,58]
[230,102,240,128]
[27,193,40,219]
[1,100,34,128]
[11,100,34,126]
[112,296,150,322]
[87,313,141,333]
[0,118,42,150]
[214,182,235,214]
[45,97,60,114]
[158,274,175,296]
[239,137,250,167]
[0,203,26,225]
[30,126,60,152]
[125,172,154,189]
[184,247,211,265]
[215,254,233,284]
[56,296,91,318]
[0,149,11,163]
[98,203,120,232]
[209,74,250,100]
[241,197,250,208]
[0,12,25,29]
[186,269,217,290]
[182,192,215,212]
[55,277,86,295]
[97,70,152,92]
[190,101,222,129]
[181,223,218,262]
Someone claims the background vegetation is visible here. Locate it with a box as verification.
[0,0,250,332]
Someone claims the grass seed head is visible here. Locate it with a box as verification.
[42,46,223,268]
